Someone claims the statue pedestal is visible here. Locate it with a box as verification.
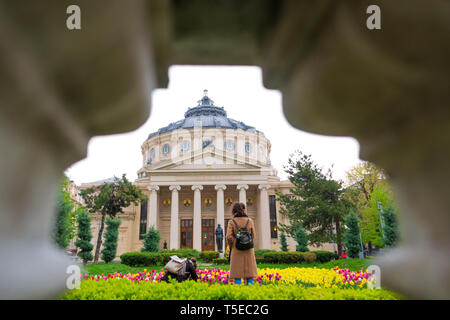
[219,252,224,259]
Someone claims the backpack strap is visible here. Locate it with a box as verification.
[232,218,240,231]
[245,218,250,228]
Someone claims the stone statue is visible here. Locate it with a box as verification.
[215,224,224,253]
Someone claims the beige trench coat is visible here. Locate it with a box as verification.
[226,216,258,279]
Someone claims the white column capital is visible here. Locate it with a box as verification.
[236,184,249,191]
[214,184,227,191]
[148,185,160,192]
[258,184,270,191]
[191,184,203,191]
[169,185,181,192]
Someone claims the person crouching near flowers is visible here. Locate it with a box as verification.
[226,202,258,285]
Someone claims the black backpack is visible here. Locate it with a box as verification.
[232,218,254,251]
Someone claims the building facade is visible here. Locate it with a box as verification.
[82,91,332,257]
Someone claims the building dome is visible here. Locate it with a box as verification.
[147,90,263,140]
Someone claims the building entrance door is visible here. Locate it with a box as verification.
[180,219,193,249]
[202,219,215,251]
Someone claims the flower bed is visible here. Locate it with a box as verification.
[79,266,372,288]
[60,265,402,300]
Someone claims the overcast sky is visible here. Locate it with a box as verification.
[66,66,362,185]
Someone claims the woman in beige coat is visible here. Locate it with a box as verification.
[226,202,258,285]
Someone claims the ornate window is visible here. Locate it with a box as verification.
[245,143,252,153]
[224,140,235,152]
[246,198,254,206]
[162,143,171,155]
[139,200,148,240]
[150,148,156,159]
[269,195,278,239]
[180,140,191,152]
[162,199,171,206]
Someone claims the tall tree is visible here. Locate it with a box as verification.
[81,174,147,263]
[276,151,350,256]
[142,226,161,252]
[75,208,93,265]
[343,209,362,258]
[52,176,73,249]
[382,204,400,247]
[294,224,309,252]
[101,217,122,263]
[280,232,288,252]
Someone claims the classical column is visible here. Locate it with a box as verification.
[237,184,249,205]
[215,184,227,255]
[147,185,159,229]
[192,185,203,251]
[169,185,181,249]
[258,184,271,249]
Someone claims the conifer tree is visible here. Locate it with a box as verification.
[101,217,121,263]
[280,232,288,251]
[75,209,93,265]
[343,209,362,258]
[383,205,399,247]
[294,224,309,252]
[142,226,161,252]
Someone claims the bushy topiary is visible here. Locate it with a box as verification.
[343,209,362,258]
[280,233,288,251]
[382,205,399,247]
[75,209,93,265]
[142,227,161,252]
[101,217,121,263]
[254,249,276,257]
[199,251,220,262]
[310,251,335,263]
[294,224,309,252]
[212,258,228,265]
[160,248,200,259]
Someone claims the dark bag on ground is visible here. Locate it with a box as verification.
[232,218,254,250]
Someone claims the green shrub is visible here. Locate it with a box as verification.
[212,258,228,265]
[120,252,171,266]
[74,209,93,265]
[160,248,200,259]
[263,251,304,264]
[302,252,316,263]
[200,251,220,262]
[254,249,276,258]
[101,217,121,263]
[142,227,161,252]
[255,257,264,264]
[310,250,335,263]
[121,249,201,267]
[60,279,403,300]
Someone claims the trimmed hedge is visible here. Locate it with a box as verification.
[310,250,335,263]
[61,279,403,300]
[200,251,220,262]
[262,251,318,264]
[120,252,171,266]
[159,248,200,258]
[121,249,200,267]
[212,258,228,265]
[254,249,276,257]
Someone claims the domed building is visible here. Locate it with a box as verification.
[82,91,297,256]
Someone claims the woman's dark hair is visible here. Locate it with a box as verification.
[232,202,247,217]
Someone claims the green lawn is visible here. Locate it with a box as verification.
[82,258,371,275]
